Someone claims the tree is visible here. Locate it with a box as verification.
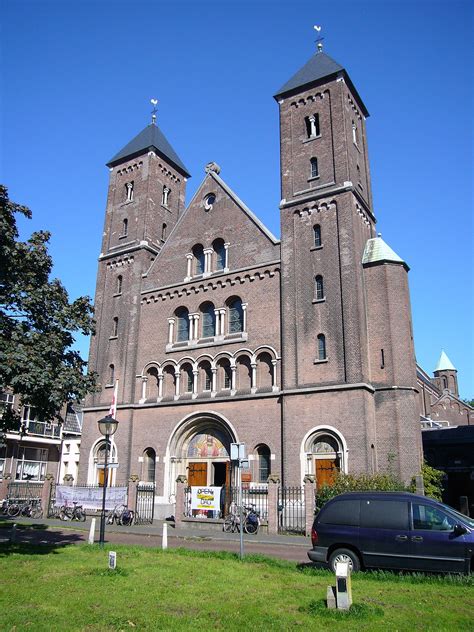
[0,185,97,431]
[462,398,474,408]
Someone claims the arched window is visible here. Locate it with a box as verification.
[213,238,226,271]
[125,181,134,202]
[217,358,232,390]
[142,448,156,484]
[108,364,115,385]
[112,317,118,337]
[146,367,159,400]
[315,275,324,300]
[256,353,273,390]
[116,275,123,295]
[352,120,359,145]
[305,113,320,138]
[162,366,176,399]
[175,307,189,342]
[257,445,271,483]
[313,224,322,248]
[310,157,319,179]
[122,218,128,236]
[162,223,167,241]
[162,185,170,206]
[181,363,194,393]
[200,361,213,392]
[192,244,205,275]
[442,376,448,390]
[228,297,243,333]
[236,355,252,391]
[201,302,216,338]
[317,334,327,361]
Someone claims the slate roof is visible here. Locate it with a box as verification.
[63,403,82,434]
[434,350,457,372]
[107,123,191,177]
[362,236,408,270]
[274,50,369,117]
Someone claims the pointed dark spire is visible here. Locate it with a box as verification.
[274,50,369,117]
[107,123,191,177]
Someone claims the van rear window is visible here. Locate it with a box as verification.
[360,500,409,530]
[319,500,360,526]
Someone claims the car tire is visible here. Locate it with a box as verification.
[328,548,361,573]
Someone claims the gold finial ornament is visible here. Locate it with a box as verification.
[314,25,324,52]
[150,98,158,124]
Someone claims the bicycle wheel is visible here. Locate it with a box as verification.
[106,511,115,525]
[244,518,258,535]
[31,504,43,519]
[59,506,72,521]
[223,515,235,533]
[120,509,134,527]
[8,503,21,517]
[75,508,87,522]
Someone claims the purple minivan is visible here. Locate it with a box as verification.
[307,491,474,573]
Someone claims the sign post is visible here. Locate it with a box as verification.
[230,442,247,560]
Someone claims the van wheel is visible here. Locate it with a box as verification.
[329,548,361,573]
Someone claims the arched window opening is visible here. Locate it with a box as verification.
[142,448,156,484]
[116,275,123,295]
[200,361,213,392]
[181,363,194,394]
[257,445,271,483]
[315,275,324,300]
[228,297,243,333]
[122,218,128,236]
[175,307,189,342]
[352,120,359,145]
[108,364,115,385]
[213,238,226,271]
[95,441,117,487]
[125,181,134,202]
[236,355,252,391]
[317,334,327,361]
[162,223,167,241]
[307,430,343,489]
[305,113,320,138]
[146,367,159,400]
[256,353,273,390]
[200,302,216,338]
[192,244,205,276]
[442,376,448,390]
[310,157,319,179]
[217,359,232,390]
[313,224,322,248]
[162,185,171,206]
[162,366,176,399]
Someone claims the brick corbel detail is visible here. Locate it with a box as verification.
[303,475,316,537]
[267,475,280,535]
[174,475,187,528]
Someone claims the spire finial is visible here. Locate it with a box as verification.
[314,25,324,52]
[150,98,158,124]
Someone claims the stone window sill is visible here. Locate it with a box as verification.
[310,245,323,252]
[166,332,247,353]
[312,298,326,304]
[308,175,320,183]
[109,335,118,340]
[113,293,122,298]
[313,358,328,364]
[303,135,322,144]
[118,234,128,240]
[104,383,115,389]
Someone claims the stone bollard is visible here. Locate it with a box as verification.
[267,475,280,535]
[41,474,55,519]
[127,475,139,512]
[414,474,425,496]
[304,475,316,537]
[162,522,168,550]
[174,475,187,528]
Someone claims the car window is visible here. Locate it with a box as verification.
[412,503,457,531]
[360,500,409,530]
[319,499,360,526]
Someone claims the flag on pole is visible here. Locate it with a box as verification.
[108,379,118,418]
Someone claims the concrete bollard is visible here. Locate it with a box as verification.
[162,522,168,550]
[10,523,17,543]
[88,517,96,544]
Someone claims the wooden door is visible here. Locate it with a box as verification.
[98,468,107,487]
[315,458,338,488]
[188,462,207,486]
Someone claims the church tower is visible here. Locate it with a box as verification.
[433,351,458,396]
[276,45,421,483]
[85,115,190,443]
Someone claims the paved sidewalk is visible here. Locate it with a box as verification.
[0,516,313,563]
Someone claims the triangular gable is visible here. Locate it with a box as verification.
[142,171,280,291]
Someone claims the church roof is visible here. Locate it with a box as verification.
[274,50,369,117]
[107,123,191,177]
[362,236,408,270]
[434,350,457,372]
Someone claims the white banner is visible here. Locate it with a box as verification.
[190,486,221,512]
[55,486,128,510]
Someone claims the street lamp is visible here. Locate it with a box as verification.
[97,415,118,546]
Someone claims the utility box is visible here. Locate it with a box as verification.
[335,561,352,610]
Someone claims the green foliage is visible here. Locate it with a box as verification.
[462,398,474,408]
[316,472,408,509]
[0,185,98,431]
[411,460,445,501]
[305,599,384,620]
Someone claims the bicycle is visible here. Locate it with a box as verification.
[59,501,86,522]
[223,502,241,533]
[243,504,260,535]
[223,503,260,535]
[7,498,43,518]
[106,504,134,526]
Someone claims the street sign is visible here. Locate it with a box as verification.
[230,443,246,461]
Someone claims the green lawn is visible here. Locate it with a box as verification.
[1,542,473,631]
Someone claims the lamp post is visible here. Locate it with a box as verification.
[97,415,118,547]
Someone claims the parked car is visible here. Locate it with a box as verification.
[308,491,474,573]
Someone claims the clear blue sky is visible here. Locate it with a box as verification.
[1,0,473,398]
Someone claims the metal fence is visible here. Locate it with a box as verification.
[278,486,305,534]
[7,481,44,501]
[230,486,269,522]
[135,483,155,524]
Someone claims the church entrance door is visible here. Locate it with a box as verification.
[188,462,208,486]
[315,458,338,488]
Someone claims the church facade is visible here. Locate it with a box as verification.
[78,48,423,517]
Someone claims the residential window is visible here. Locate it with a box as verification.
[122,218,128,236]
[213,238,226,271]
[0,446,6,479]
[228,298,243,333]
[315,275,324,300]
[162,185,171,206]
[257,445,271,483]
[116,275,123,295]
[192,244,205,276]
[310,157,319,179]
[313,224,322,248]
[201,302,216,338]
[175,307,190,342]
[305,113,320,138]
[125,181,134,202]
[15,447,48,481]
[317,334,327,361]
[0,392,14,417]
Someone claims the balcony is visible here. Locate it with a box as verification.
[26,420,61,439]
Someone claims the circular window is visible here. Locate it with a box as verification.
[204,193,216,211]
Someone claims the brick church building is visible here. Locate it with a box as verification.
[78,46,424,517]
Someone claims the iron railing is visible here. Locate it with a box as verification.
[7,481,44,501]
[135,483,155,524]
[278,486,305,534]
[26,421,61,438]
[230,486,268,522]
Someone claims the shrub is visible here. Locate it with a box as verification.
[316,472,408,509]
[410,460,444,501]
